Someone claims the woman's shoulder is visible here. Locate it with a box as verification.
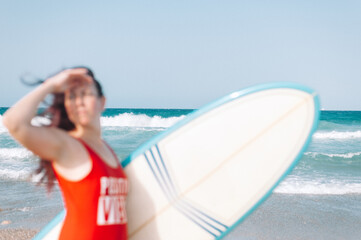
[52,134,93,181]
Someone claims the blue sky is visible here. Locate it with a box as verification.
[1,0,360,109]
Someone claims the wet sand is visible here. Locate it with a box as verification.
[0,229,38,240]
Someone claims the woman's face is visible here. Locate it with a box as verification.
[64,81,105,127]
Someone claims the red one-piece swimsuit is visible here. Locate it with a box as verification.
[53,139,128,240]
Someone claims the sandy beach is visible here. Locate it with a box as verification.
[0,229,38,240]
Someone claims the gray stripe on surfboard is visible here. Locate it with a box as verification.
[144,146,229,236]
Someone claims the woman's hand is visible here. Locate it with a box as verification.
[3,67,94,163]
[45,68,93,93]
[3,68,91,140]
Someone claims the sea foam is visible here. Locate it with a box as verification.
[0,148,33,160]
[100,113,185,128]
[275,179,361,195]
[305,151,361,159]
[0,115,6,133]
[313,130,361,139]
[0,113,184,131]
[0,168,32,180]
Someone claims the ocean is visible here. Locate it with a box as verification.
[1,108,361,239]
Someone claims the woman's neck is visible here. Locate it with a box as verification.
[70,123,102,141]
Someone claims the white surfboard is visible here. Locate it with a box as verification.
[34,82,320,240]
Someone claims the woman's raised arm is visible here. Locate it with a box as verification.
[3,68,91,161]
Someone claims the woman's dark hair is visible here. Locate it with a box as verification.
[22,66,103,192]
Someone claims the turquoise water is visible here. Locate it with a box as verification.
[1,108,361,239]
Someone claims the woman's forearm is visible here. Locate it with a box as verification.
[3,68,91,136]
[3,81,55,134]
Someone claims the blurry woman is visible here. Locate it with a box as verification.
[3,67,128,240]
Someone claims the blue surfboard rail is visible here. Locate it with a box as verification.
[33,211,65,240]
[122,82,320,168]
[123,82,321,240]
[33,82,320,239]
